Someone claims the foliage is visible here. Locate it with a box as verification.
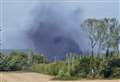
[81,18,120,55]
[1,51,120,80]
[0,50,44,71]
[31,53,120,80]
[31,61,67,75]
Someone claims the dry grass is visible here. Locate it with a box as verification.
[0,72,120,82]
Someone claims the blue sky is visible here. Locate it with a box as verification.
[0,0,120,49]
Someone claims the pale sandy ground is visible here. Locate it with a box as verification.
[0,72,120,82]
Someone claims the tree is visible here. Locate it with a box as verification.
[109,18,120,55]
[81,19,102,55]
[95,19,108,55]
[102,18,120,56]
[82,18,120,56]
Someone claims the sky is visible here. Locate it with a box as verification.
[0,0,120,49]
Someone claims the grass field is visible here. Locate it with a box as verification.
[0,72,120,82]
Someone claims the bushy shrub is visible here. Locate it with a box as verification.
[111,67,120,78]
[56,70,74,80]
[0,50,44,71]
[1,51,28,71]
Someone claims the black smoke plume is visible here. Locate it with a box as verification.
[27,3,87,60]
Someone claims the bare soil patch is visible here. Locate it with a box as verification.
[0,72,119,82]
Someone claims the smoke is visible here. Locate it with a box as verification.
[27,3,88,60]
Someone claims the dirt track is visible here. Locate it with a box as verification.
[0,72,120,82]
